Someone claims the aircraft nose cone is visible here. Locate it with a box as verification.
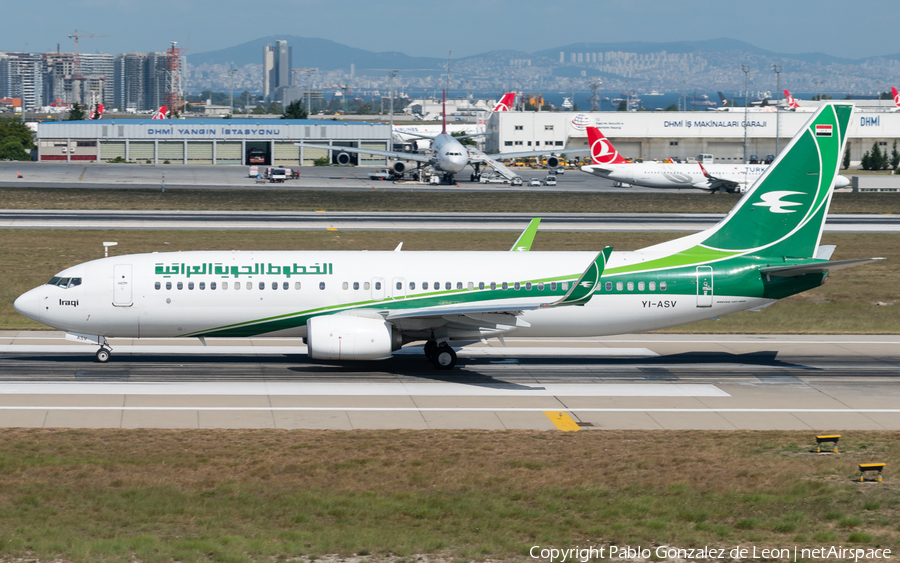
[13,288,41,322]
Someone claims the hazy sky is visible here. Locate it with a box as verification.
[3,0,895,60]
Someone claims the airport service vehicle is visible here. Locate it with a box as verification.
[15,104,882,369]
[544,176,557,186]
[510,176,523,186]
[479,174,508,184]
[248,148,266,165]
[580,126,850,193]
[529,178,541,186]
[368,169,398,181]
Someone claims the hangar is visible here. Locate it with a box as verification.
[487,110,900,164]
[35,119,391,166]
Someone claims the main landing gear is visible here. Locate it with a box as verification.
[423,340,457,370]
[95,346,111,363]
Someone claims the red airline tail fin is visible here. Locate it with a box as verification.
[892,87,900,108]
[152,106,168,120]
[784,90,801,108]
[89,104,104,120]
[493,92,515,112]
[586,127,627,165]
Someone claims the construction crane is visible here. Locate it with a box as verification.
[67,30,108,75]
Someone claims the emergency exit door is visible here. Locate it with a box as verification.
[696,266,713,308]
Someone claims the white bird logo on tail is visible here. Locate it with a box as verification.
[752,191,804,214]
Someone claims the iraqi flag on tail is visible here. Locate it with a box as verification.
[815,124,833,137]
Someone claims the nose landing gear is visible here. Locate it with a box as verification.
[95,347,111,363]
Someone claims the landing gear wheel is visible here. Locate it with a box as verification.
[95,348,111,363]
[431,345,457,370]
[423,340,437,359]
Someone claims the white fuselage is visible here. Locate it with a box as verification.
[14,250,768,342]
[429,133,470,175]
[582,163,769,191]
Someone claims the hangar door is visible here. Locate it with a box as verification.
[273,142,299,166]
[706,142,743,163]
[216,142,242,165]
[187,142,213,165]
[158,142,184,163]
[99,141,125,162]
[301,143,329,166]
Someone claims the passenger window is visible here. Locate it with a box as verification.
[188,282,194,290]
[166,282,172,290]
[177,282,183,290]
[222,282,228,289]
[353,282,360,290]
[363,282,369,290]
[235,282,240,290]
[561,282,568,290]
[343,282,349,290]
[514,282,520,290]
[638,281,645,291]
[319,282,325,290]
[649,281,656,291]
[467,282,473,290]
[423,282,429,290]
[375,282,381,290]
[616,282,623,291]
[550,282,557,291]
[211,282,217,290]
[490,282,497,290]
[445,282,451,290]
[410,282,416,290]
[155,282,161,290]
[478,282,485,290]
[282,282,288,290]
[537,282,544,290]
[605,281,612,291]
[272,282,278,290]
[525,282,532,290]
[660,281,667,291]
[396,282,402,290]
[295,282,301,290]
[456,282,462,290]
[199,282,206,290]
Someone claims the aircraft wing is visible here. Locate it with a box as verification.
[698,162,740,192]
[760,258,885,277]
[484,148,589,160]
[293,142,435,164]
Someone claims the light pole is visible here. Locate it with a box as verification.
[741,64,750,164]
[772,64,782,156]
[306,69,315,117]
[229,67,237,116]
[389,70,398,148]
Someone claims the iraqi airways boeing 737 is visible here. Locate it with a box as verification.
[580,126,850,193]
[14,104,881,369]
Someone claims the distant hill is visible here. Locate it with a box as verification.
[189,36,445,70]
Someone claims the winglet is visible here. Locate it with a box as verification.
[541,247,612,308]
[510,218,541,251]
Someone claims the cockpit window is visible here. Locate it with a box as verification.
[46,277,81,289]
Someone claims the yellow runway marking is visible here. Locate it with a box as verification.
[326,227,338,231]
[544,411,581,431]
[79,166,88,181]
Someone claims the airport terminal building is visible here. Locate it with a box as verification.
[35,119,391,166]
[487,110,900,164]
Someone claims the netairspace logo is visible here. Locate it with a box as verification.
[528,544,893,562]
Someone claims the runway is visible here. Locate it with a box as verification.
[1,332,898,431]
[1,209,898,232]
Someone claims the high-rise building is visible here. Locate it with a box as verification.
[0,52,43,111]
[113,51,167,111]
[79,53,115,107]
[263,40,291,100]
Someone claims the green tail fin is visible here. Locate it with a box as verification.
[700,104,852,258]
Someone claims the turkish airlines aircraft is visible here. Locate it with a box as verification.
[393,92,516,145]
[151,106,168,120]
[783,90,816,112]
[580,126,849,193]
[15,104,880,369]
[89,104,104,120]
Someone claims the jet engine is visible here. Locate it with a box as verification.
[336,152,352,165]
[390,161,406,175]
[546,156,560,169]
[306,314,401,361]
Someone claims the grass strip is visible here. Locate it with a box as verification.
[0,429,896,563]
[2,230,897,333]
[1,188,898,214]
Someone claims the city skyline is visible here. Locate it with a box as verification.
[2,0,899,61]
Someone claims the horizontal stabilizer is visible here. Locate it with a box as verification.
[760,257,885,277]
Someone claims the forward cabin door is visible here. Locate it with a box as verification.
[113,264,133,307]
[696,266,713,308]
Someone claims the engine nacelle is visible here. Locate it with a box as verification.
[546,156,560,169]
[390,161,406,175]
[306,314,400,361]
[336,152,352,165]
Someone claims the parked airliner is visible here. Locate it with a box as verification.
[393,92,515,146]
[15,104,880,369]
[580,126,850,193]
